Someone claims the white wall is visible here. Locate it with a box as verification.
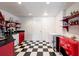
[55,11,64,35]
[54,3,79,36]
[20,16,56,42]
[65,3,79,16]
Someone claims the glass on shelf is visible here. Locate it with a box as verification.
[63,22,68,26]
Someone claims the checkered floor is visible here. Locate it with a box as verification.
[14,40,62,56]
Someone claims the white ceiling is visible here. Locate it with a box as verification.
[0,2,75,17]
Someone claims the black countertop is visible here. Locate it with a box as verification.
[13,30,25,34]
[0,30,24,47]
[0,39,15,47]
[4,30,25,34]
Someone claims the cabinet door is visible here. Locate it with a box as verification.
[0,42,14,56]
[19,32,24,44]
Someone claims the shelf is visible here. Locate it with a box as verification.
[15,22,20,24]
[62,11,79,31]
[63,13,79,21]
[0,11,21,32]
[69,24,79,26]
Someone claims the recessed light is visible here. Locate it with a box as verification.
[46,2,50,4]
[43,12,48,16]
[18,1,22,4]
[28,13,32,16]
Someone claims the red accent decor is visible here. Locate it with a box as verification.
[59,36,79,56]
[62,18,69,31]
[0,11,4,21]
[63,26,69,31]
[0,42,14,56]
[19,32,24,44]
[0,11,5,27]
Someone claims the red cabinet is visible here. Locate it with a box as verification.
[0,41,14,56]
[59,36,79,56]
[19,32,24,44]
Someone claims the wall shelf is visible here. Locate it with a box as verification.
[62,11,79,31]
[0,11,21,32]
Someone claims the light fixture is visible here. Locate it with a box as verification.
[28,13,32,16]
[43,12,48,16]
[18,1,22,4]
[46,2,50,5]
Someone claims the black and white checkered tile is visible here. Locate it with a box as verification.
[14,40,62,56]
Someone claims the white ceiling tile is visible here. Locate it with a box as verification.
[0,2,75,17]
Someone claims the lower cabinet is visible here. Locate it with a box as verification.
[19,32,24,44]
[59,36,79,56]
[13,31,25,46]
[0,41,14,56]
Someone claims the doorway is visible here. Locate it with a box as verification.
[31,17,54,42]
